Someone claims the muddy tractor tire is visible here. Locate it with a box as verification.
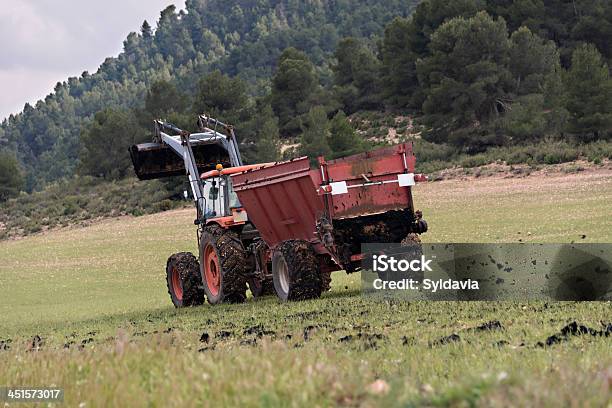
[272,240,322,301]
[200,226,248,305]
[166,252,205,308]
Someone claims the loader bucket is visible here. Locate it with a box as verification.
[129,142,230,180]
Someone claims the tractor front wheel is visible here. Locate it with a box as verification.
[200,226,248,304]
[272,240,322,301]
[166,252,205,308]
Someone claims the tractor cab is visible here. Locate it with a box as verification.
[199,163,273,227]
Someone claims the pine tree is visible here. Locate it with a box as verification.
[542,65,569,136]
[193,70,248,126]
[328,111,364,158]
[379,17,419,108]
[271,48,318,135]
[332,38,382,113]
[78,109,144,179]
[417,11,512,147]
[253,105,281,163]
[299,106,331,163]
[0,150,24,201]
[144,80,187,121]
[141,20,152,40]
[500,94,548,142]
[155,6,180,57]
[508,27,559,96]
[564,44,612,140]
[380,0,483,108]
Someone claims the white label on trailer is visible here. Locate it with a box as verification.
[330,181,348,195]
[398,173,415,187]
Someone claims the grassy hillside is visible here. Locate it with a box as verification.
[0,170,610,406]
[0,176,189,239]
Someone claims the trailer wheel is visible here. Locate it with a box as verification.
[401,233,422,246]
[272,240,322,301]
[377,233,424,282]
[166,252,204,308]
[200,226,248,304]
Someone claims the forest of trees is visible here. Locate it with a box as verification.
[0,0,611,201]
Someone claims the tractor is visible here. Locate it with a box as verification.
[130,115,428,306]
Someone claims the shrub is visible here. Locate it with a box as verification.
[152,199,174,212]
[0,177,188,239]
[460,154,489,168]
[413,141,457,163]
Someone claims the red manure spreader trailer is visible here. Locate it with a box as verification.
[231,145,428,300]
[130,115,427,306]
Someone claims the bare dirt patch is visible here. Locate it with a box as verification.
[421,162,612,197]
[429,160,611,182]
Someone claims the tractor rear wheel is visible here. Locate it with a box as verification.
[200,226,248,304]
[272,240,322,301]
[166,252,205,308]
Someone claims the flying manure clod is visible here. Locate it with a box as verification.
[129,114,429,306]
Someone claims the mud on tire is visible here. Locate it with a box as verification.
[272,240,322,301]
[376,233,425,282]
[401,233,422,247]
[166,252,205,308]
[320,269,332,293]
[400,233,425,281]
[200,225,248,304]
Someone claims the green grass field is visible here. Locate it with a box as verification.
[1,169,611,407]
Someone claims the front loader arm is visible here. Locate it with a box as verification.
[138,118,244,223]
[153,121,208,222]
[197,115,243,167]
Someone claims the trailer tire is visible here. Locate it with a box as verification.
[166,252,205,308]
[200,226,248,305]
[379,233,424,282]
[272,240,322,301]
[401,233,422,246]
